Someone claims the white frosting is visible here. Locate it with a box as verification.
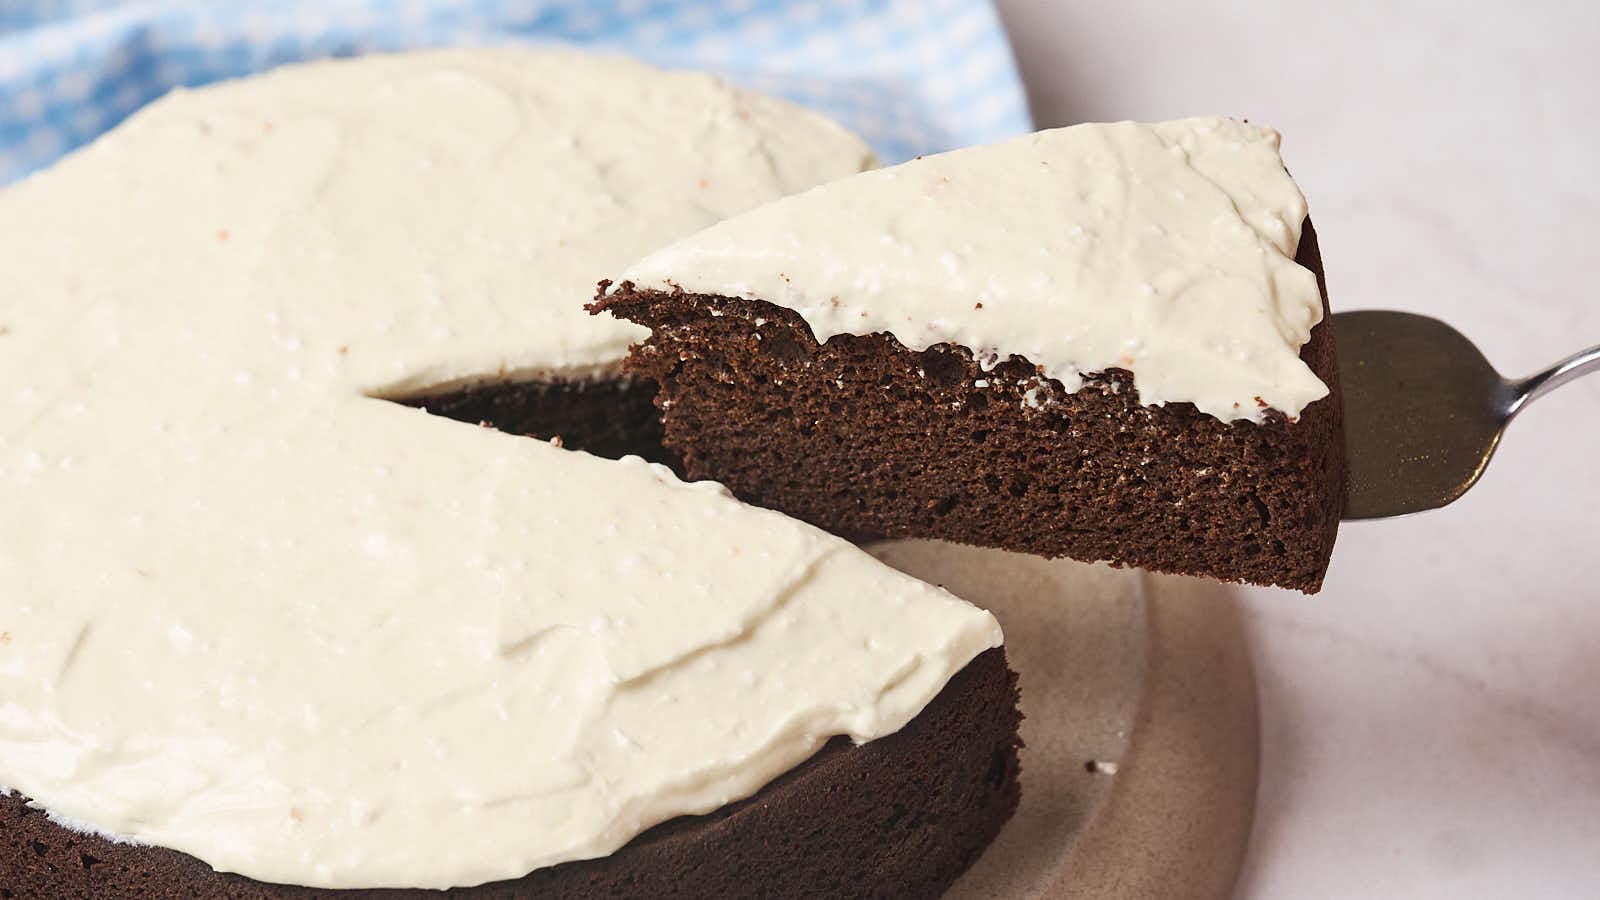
[44,46,870,389]
[621,117,1330,422]
[0,49,1000,890]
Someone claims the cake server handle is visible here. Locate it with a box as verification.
[1503,342,1600,418]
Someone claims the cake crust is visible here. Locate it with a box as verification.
[595,221,1343,592]
[0,649,1019,899]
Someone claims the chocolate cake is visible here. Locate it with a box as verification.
[1,649,1020,899]
[598,118,1345,592]
[0,50,1018,897]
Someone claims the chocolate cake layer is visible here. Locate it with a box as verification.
[595,221,1343,592]
[0,649,1019,899]
[397,375,670,465]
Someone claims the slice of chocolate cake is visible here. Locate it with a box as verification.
[0,50,1017,897]
[596,118,1344,592]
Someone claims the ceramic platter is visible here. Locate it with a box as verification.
[867,541,1259,899]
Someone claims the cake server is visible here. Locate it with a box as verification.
[1333,310,1599,519]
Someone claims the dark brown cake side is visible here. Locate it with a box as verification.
[595,220,1344,592]
[0,648,1019,900]
[392,375,671,466]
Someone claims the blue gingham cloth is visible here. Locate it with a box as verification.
[0,0,1031,184]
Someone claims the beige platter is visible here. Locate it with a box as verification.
[868,541,1260,899]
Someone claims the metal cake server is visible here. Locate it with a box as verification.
[1334,310,1600,519]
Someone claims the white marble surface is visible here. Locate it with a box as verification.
[994,1,1600,896]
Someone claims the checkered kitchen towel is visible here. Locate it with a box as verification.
[0,0,1031,184]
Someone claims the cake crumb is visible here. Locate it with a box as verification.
[337,345,349,356]
[216,229,230,242]
[696,177,709,190]
[974,302,984,309]
[1254,395,1268,408]
[289,808,304,823]
[0,632,11,645]
[549,435,565,448]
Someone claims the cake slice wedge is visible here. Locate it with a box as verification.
[595,118,1344,592]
